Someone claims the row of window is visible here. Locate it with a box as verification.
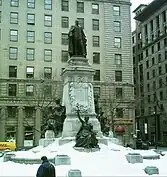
[147,90,166,103]
[3,30,122,49]
[0,0,121,16]
[8,65,123,82]
[8,47,122,65]
[146,64,167,80]
[146,52,167,68]
[0,12,122,33]
[147,77,167,92]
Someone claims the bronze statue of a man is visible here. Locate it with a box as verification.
[68,20,87,58]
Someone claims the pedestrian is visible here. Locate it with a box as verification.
[36,156,56,177]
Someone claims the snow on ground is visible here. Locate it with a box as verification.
[0,139,167,177]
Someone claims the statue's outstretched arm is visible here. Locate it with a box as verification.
[76,110,84,124]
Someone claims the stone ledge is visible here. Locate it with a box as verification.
[126,153,143,163]
[59,137,108,146]
[144,166,159,175]
[142,155,160,160]
[73,147,100,153]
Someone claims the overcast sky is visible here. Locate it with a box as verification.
[131,0,152,30]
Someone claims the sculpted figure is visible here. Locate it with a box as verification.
[74,105,99,149]
[68,20,87,58]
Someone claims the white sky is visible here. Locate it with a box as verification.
[131,0,153,30]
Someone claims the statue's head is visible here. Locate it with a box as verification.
[75,19,79,26]
[84,116,89,123]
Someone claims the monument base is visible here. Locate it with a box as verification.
[59,137,108,146]
[62,115,102,138]
[61,56,103,139]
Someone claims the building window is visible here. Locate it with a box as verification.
[93,87,100,97]
[77,18,84,28]
[26,85,34,96]
[115,70,122,81]
[93,36,100,47]
[114,37,121,48]
[165,51,167,59]
[61,33,68,45]
[114,21,121,32]
[93,52,100,64]
[10,29,18,42]
[153,81,156,90]
[116,88,122,99]
[8,84,17,96]
[9,66,17,78]
[158,54,161,62]
[0,11,1,23]
[159,78,162,88]
[159,66,162,75]
[92,3,99,14]
[26,67,34,78]
[164,38,167,47]
[147,95,150,103]
[152,57,155,65]
[147,72,149,80]
[147,83,150,92]
[10,0,19,7]
[77,1,84,13]
[44,67,52,79]
[92,19,99,31]
[26,48,35,61]
[115,54,122,65]
[113,6,120,16]
[44,15,52,26]
[152,69,155,78]
[116,108,123,118]
[94,70,100,81]
[61,16,69,28]
[0,0,2,6]
[146,60,149,68]
[146,49,148,57]
[151,46,154,54]
[44,32,52,44]
[61,0,69,11]
[27,0,35,8]
[44,0,52,10]
[27,14,35,25]
[43,85,52,97]
[61,50,68,62]
[9,47,18,60]
[27,31,35,43]
[10,12,18,24]
[44,49,52,61]
[165,63,167,73]
[160,91,163,101]
[157,42,160,51]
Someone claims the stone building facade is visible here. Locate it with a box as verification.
[133,0,167,143]
[0,0,134,147]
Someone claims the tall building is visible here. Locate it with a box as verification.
[133,0,167,144]
[0,0,134,148]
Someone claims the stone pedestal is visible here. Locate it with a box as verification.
[61,56,102,138]
[39,130,55,147]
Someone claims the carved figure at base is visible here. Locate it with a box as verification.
[74,104,99,149]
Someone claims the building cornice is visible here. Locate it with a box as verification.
[134,0,167,22]
[83,0,131,6]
